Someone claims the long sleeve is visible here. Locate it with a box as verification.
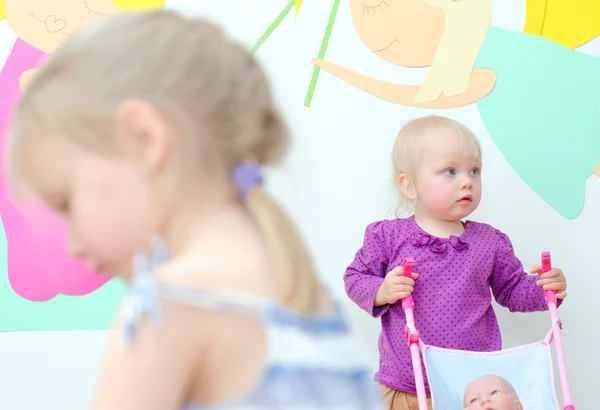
[490,231,554,312]
[343,221,390,317]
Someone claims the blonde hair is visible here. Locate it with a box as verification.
[8,11,321,314]
[391,115,481,214]
[0,0,164,22]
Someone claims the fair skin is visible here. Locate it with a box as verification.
[463,375,523,410]
[375,126,567,307]
[18,100,278,409]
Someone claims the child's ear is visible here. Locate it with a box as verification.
[516,401,523,410]
[397,173,417,201]
[115,99,172,175]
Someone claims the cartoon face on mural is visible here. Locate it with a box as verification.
[329,0,496,106]
[4,0,120,53]
[349,0,445,68]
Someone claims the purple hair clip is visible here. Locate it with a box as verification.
[233,161,263,198]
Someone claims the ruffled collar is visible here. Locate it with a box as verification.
[409,217,470,254]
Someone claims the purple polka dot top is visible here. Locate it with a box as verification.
[343,216,554,395]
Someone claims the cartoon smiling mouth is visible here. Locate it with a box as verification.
[30,13,70,35]
[371,37,398,53]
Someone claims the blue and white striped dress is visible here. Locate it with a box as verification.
[120,248,384,410]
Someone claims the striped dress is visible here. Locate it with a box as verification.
[120,250,384,410]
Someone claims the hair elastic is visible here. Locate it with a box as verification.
[233,161,263,198]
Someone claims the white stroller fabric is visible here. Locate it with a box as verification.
[423,340,559,409]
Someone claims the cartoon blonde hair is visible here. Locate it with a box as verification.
[8,11,322,314]
[391,115,482,214]
[0,0,164,21]
[415,0,491,103]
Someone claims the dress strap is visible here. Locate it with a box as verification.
[119,239,270,346]
[157,280,269,318]
[120,275,271,345]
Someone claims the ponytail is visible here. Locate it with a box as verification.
[245,186,321,314]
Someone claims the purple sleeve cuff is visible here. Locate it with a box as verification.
[345,273,388,317]
[343,221,390,318]
[491,231,549,312]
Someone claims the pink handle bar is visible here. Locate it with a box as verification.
[402,257,415,311]
[541,251,574,410]
[400,257,428,410]
[541,251,558,305]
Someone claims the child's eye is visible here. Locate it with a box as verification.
[470,168,479,176]
[469,397,478,403]
[56,198,70,213]
[443,168,456,176]
[491,390,499,395]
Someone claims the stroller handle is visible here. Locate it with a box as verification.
[401,257,415,312]
[402,257,414,276]
[400,257,428,410]
[541,251,558,305]
[541,251,575,410]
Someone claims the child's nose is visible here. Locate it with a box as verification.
[461,177,473,189]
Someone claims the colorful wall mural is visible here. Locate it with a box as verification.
[0,0,164,332]
[254,0,600,221]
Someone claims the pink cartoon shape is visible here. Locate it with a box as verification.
[0,38,110,301]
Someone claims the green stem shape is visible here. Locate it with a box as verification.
[304,0,340,107]
[250,0,295,54]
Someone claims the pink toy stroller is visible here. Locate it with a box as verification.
[401,252,574,410]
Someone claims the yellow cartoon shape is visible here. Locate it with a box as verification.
[524,0,600,48]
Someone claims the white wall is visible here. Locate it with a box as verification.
[1,0,598,408]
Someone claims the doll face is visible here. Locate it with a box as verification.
[463,375,522,410]
[5,0,120,53]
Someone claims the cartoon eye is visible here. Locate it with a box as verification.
[77,0,103,17]
[362,0,389,13]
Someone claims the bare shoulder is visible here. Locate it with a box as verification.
[153,262,269,406]
[90,274,267,410]
[89,289,220,409]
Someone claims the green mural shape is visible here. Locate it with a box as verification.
[251,0,340,107]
